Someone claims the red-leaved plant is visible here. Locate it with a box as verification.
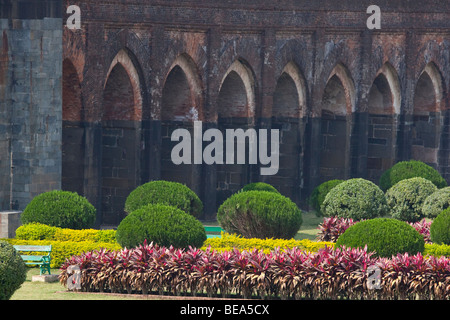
[59,241,449,300]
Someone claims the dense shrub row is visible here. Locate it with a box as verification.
[202,232,333,253]
[59,242,450,300]
[314,160,449,222]
[15,223,117,243]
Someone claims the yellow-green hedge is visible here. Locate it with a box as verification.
[15,222,117,243]
[201,232,335,253]
[424,242,450,257]
[201,232,450,257]
[2,238,121,269]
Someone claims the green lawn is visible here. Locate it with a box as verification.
[10,268,152,300]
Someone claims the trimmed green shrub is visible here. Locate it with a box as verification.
[321,178,388,220]
[16,222,117,244]
[335,218,425,258]
[241,182,280,193]
[217,190,303,239]
[379,160,446,192]
[124,180,203,218]
[385,177,437,222]
[430,208,450,245]
[422,187,450,219]
[116,204,206,249]
[309,179,344,216]
[20,190,96,229]
[0,240,27,300]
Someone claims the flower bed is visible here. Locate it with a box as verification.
[59,241,450,300]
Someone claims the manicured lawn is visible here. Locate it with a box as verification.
[10,268,151,300]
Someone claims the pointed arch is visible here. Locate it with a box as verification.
[218,59,256,119]
[216,59,256,206]
[414,62,444,115]
[101,48,144,226]
[103,49,143,121]
[411,62,444,168]
[162,53,204,121]
[319,63,355,183]
[373,62,402,115]
[269,61,307,202]
[62,58,84,195]
[324,63,356,115]
[273,61,307,119]
[366,62,401,182]
[160,53,204,194]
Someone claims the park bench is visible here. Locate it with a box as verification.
[13,245,52,275]
[204,226,224,239]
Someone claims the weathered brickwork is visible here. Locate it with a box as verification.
[2,0,450,226]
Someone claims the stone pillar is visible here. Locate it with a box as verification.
[0,210,21,238]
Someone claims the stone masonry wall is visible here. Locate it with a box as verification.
[0,0,62,211]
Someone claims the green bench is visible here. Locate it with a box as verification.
[204,226,224,239]
[13,245,52,275]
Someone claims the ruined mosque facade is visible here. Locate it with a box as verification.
[1,0,450,226]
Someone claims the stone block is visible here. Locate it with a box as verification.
[0,211,21,238]
[32,274,59,283]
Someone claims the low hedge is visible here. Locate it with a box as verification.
[15,223,117,243]
[202,233,334,253]
[1,239,121,269]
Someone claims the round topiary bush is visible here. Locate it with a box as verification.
[309,179,344,216]
[0,240,27,300]
[379,160,447,192]
[430,208,450,245]
[385,177,437,222]
[20,190,96,229]
[116,204,206,249]
[124,180,203,218]
[321,178,388,220]
[217,190,302,239]
[335,218,425,258]
[241,182,280,193]
[422,187,450,219]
